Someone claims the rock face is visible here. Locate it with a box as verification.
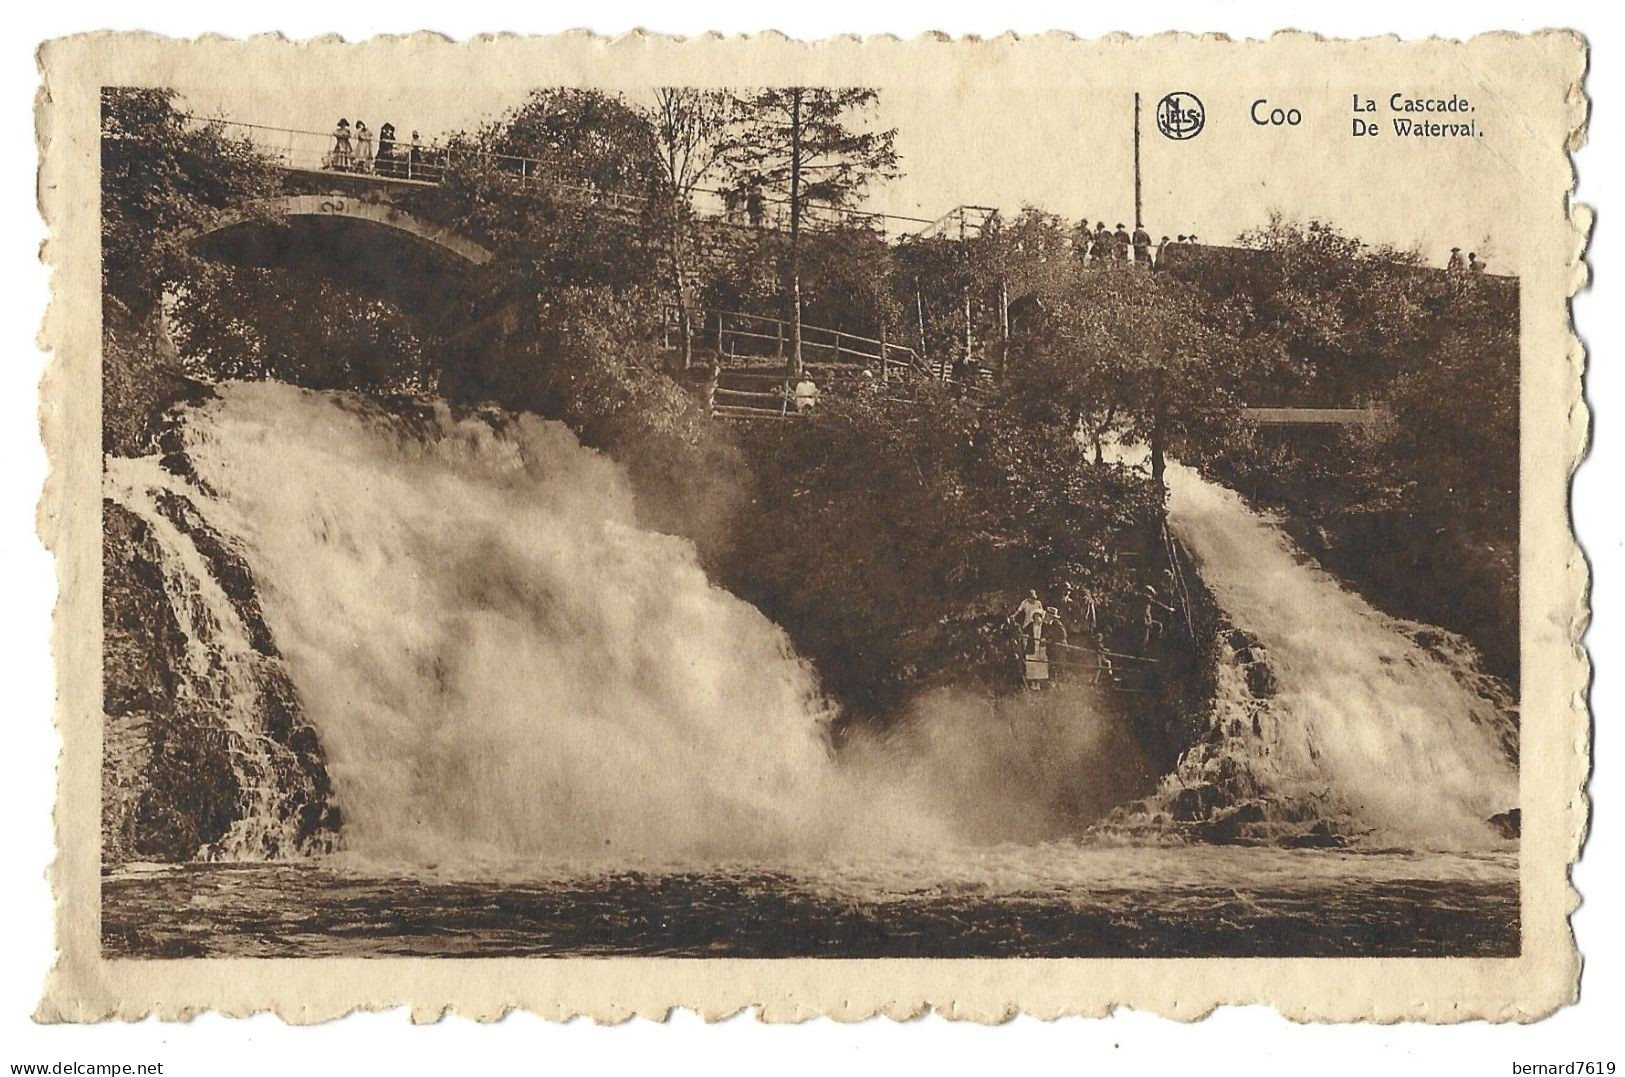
[1100,623,1357,847]
[102,487,340,864]
[1487,807,1521,840]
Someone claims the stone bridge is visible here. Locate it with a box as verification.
[190,185,492,317]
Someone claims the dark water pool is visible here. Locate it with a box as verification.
[102,845,1519,959]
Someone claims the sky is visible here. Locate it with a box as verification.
[161,37,1532,268]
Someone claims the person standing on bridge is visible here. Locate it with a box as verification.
[1021,608,1051,690]
[1132,225,1153,265]
[1059,581,1097,631]
[354,121,373,174]
[331,119,352,171]
[1092,222,1112,264]
[1139,580,1174,648]
[1011,590,1045,632]
[376,122,396,177]
[408,131,423,179]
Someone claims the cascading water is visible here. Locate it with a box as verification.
[100,386,1523,957]
[119,381,959,869]
[1159,460,1518,849]
[104,455,336,860]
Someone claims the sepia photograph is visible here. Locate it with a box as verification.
[25,25,1599,1035]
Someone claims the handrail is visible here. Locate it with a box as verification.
[665,306,933,379]
[180,114,944,236]
[1161,523,1199,642]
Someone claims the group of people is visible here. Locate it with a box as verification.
[1078,222,1202,268]
[1007,584,1108,691]
[1445,247,1490,275]
[1007,573,1177,692]
[327,119,439,180]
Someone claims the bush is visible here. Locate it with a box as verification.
[718,384,1166,726]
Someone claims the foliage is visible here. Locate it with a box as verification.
[723,88,900,229]
[169,262,436,394]
[649,89,743,363]
[651,88,739,201]
[100,88,280,320]
[1007,263,1265,477]
[721,88,900,369]
[99,89,278,456]
[428,89,668,295]
[1167,215,1430,405]
[721,386,1163,723]
[890,235,974,362]
[102,302,209,458]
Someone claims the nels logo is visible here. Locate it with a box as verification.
[1156,92,1206,140]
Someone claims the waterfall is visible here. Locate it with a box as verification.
[105,382,1518,866]
[129,381,956,869]
[1161,460,1518,848]
[104,455,337,860]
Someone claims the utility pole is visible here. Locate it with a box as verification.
[998,278,1010,377]
[788,88,804,377]
[1133,91,1144,230]
[960,209,972,381]
[915,281,928,368]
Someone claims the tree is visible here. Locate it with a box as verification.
[430,89,668,298]
[170,262,435,393]
[1009,264,1263,481]
[100,88,280,325]
[725,88,900,373]
[966,206,1076,376]
[650,89,740,367]
[1168,215,1426,405]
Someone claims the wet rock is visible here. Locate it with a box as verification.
[1168,782,1223,822]
[1244,661,1278,698]
[103,499,339,864]
[103,503,241,862]
[1279,820,1348,849]
[1227,628,1261,654]
[1195,801,1266,843]
[1487,807,1521,839]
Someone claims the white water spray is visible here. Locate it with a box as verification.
[105,455,329,859]
[1163,460,1517,847]
[147,382,958,868]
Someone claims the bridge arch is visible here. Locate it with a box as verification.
[189,192,496,321]
[197,193,492,266]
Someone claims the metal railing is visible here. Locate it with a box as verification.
[910,204,999,243]
[186,115,960,239]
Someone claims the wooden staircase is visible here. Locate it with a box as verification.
[665,307,942,421]
[712,369,794,421]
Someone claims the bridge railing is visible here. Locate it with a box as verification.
[191,116,952,238]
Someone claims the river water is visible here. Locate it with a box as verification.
[101,383,1520,959]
